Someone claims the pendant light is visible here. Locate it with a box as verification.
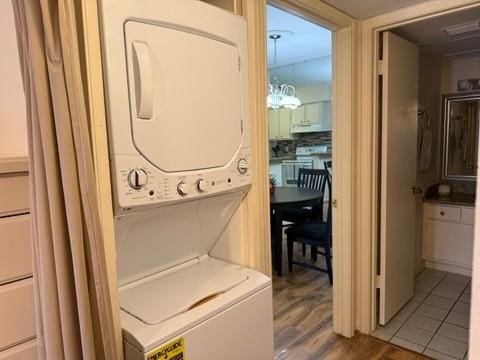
[267,34,301,110]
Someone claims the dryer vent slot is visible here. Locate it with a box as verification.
[187,292,222,310]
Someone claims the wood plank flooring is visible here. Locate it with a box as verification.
[272,247,431,359]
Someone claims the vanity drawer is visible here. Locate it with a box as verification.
[0,174,29,216]
[424,204,460,223]
[461,207,475,225]
[0,339,36,360]
[0,214,32,285]
[0,278,36,351]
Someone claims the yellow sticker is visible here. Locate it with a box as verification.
[146,337,185,360]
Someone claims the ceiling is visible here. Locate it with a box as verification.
[266,5,331,68]
[266,5,332,86]
[321,0,429,19]
[394,8,480,56]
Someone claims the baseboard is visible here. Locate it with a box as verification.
[424,260,472,277]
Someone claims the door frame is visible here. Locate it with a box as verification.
[358,0,480,332]
[246,0,357,337]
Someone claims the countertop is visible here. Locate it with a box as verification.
[424,193,475,207]
[269,156,294,162]
[0,154,29,174]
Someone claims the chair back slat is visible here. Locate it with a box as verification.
[296,168,331,223]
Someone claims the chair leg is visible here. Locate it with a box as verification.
[324,244,333,285]
[287,235,294,273]
[311,246,318,263]
[302,244,306,256]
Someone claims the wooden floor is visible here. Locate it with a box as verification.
[272,247,431,360]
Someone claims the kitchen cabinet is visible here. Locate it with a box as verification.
[291,101,331,133]
[268,108,292,140]
[423,203,474,276]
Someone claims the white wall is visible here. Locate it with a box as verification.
[441,53,480,93]
[414,54,442,275]
[0,0,28,155]
[295,83,331,104]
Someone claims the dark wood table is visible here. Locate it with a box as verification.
[270,186,323,276]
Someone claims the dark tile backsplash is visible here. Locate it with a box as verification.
[269,131,332,159]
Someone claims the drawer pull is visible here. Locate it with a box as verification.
[440,211,445,216]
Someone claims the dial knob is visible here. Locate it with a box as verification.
[177,181,190,196]
[127,168,148,190]
[237,158,248,174]
[196,179,208,192]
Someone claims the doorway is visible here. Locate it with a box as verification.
[266,4,335,357]
[373,8,480,359]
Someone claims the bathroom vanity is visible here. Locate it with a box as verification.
[423,195,474,276]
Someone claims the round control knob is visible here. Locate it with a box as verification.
[196,179,208,192]
[177,181,190,196]
[237,158,248,174]
[127,168,148,190]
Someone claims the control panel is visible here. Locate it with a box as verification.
[113,148,251,211]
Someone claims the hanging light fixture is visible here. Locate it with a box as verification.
[267,34,301,110]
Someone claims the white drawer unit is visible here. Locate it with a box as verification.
[0,215,32,284]
[423,203,474,276]
[0,173,29,217]
[0,278,36,351]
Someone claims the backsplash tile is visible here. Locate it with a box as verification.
[269,131,332,159]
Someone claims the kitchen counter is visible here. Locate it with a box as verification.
[424,193,475,207]
[269,156,294,162]
[0,154,29,174]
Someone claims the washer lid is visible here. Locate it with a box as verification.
[125,20,243,172]
[119,257,248,325]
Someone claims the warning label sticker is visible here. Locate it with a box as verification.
[146,337,185,360]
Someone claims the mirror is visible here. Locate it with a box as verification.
[443,92,480,181]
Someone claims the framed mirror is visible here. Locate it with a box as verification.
[442,92,480,181]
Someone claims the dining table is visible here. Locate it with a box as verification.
[270,186,323,276]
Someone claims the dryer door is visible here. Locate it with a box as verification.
[124,21,243,173]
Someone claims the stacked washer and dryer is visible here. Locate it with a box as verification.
[99,1,274,359]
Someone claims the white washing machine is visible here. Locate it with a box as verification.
[98,1,274,359]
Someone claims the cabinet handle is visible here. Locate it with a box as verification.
[440,211,445,216]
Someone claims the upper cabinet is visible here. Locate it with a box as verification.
[268,108,292,140]
[291,100,331,133]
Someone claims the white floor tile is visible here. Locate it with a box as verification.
[432,287,462,300]
[415,303,450,321]
[391,336,425,353]
[459,293,471,304]
[438,322,469,343]
[446,312,470,329]
[392,309,413,324]
[372,329,393,342]
[405,313,441,333]
[424,294,455,310]
[421,268,446,279]
[445,273,470,285]
[396,324,434,346]
[403,300,421,312]
[453,301,471,315]
[415,281,436,293]
[438,280,468,292]
[377,320,403,335]
[423,348,459,360]
[416,274,442,286]
[428,334,468,359]
[412,291,429,303]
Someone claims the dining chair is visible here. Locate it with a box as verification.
[286,170,333,284]
[282,168,326,223]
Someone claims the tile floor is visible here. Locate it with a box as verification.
[372,268,471,359]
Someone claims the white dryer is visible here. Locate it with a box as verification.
[99,0,273,359]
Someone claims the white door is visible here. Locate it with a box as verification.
[379,31,419,325]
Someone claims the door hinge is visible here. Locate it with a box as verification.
[377,60,385,75]
[332,199,338,208]
[238,56,241,71]
[375,275,381,288]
